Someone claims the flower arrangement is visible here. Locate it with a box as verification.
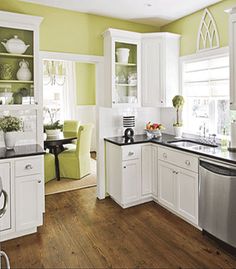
[0,116,22,133]
[44,120,62,131]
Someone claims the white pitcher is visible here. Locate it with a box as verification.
[16,59,32,81]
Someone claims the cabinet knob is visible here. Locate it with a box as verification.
[185,160,190,166]
[161,100,163,104]
[35,102,38,105]
[230,102,233,105]
[128,152,134,156]
[25,164,33,170]
[163,153,167,158]
[123,166,126,169]
[38,180,41,183]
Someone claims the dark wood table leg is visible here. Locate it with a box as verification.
[53,145,61,181]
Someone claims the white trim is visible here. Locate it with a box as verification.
[196,8,220,52]
[40,51,103,64]
[39,51,106,200]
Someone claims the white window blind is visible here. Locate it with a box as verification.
[182,55,230,136]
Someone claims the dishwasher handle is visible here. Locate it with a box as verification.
[200,159,236,177]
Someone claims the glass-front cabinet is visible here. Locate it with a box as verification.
[103,29,141,107]
[0,12,42,110]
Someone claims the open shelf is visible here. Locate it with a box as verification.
[0,80,34,84]
[0,52,33,58]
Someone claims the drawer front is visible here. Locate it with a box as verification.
[158,147,198,173]
[15,157,42,177]
[122,145,141,161]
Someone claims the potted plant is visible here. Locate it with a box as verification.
[172,95,185,138]
[44,120,62,137]
[0,116,22,150]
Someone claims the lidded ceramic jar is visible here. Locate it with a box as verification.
[1,35,30,54]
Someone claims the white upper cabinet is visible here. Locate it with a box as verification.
[103,28,141,107]
[229,10,236,110]
[142,33,180,107]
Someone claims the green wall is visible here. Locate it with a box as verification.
[161,0,236,56]
[0,0,160,105]
[75,63,95,105]
[0,0,159,55]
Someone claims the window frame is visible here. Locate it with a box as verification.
[179,46,229,138]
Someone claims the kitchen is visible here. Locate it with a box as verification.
[1,0,236,268]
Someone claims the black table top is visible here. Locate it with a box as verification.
[104,133,236,165]
[0,144,45,160]
[44,133,77,142]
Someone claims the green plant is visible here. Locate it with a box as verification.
[0,116,22,132]
[172,95,185,127]
[44,120,62,131]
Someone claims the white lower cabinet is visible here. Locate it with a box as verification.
[15,175,43,231]
[0,156,44,242]
[158,161,176,210]
[122,159,141,204]
[106,141,199,226]
[158,147,198,225]
[176,168,198,224]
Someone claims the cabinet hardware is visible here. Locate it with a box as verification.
[123,166,126,169]
[38,180,41,183]
[25,164,33,170]
[35,102,38,105]
[230,102,233,105]
[128,152,134,156]
[163,153,167,158]
[185,160,190,166]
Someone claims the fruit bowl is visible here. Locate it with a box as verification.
[145,129,162,138]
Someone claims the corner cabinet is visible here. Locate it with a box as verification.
[229,9,236,109]
[103,28,141,107]
[142,33,180,107]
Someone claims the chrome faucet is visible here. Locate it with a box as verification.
[199,123,207,139]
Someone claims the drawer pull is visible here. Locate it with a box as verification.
[128,152,134,156]
[38,180,41,183]
[25,164,33,170]
[163,153,167,158]
[185,160,191,166]
[123,166,126,169]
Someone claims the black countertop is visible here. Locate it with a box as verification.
[0,144,45,160]
[104,134,236,164]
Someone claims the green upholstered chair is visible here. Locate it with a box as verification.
[44,153,56,183]
[58,124,93,180]
[63,120,80,150]
[63,120,80,138]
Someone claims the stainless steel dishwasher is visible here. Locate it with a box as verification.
[199,158,236,248]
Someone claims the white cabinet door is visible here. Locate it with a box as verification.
[141,145,153,197]
[0,163,11,232]
[122,159,141,204]
[158,160,176,210]
[230,13,236,109]
[15,175,43,231]
[176,168,198,225]
[142,37,163,107]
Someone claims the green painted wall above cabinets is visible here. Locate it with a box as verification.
[161,0,236,56]
[75,63,96,106]
[0,0,159,55]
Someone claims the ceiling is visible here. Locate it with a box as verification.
[20,0,222,27]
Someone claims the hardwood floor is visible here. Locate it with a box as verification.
[2,187,236,268]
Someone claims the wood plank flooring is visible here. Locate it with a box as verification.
[2,187,236,268]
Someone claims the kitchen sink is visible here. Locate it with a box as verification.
[167,140,218,149]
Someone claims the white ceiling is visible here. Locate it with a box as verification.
[20,0,221,27]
